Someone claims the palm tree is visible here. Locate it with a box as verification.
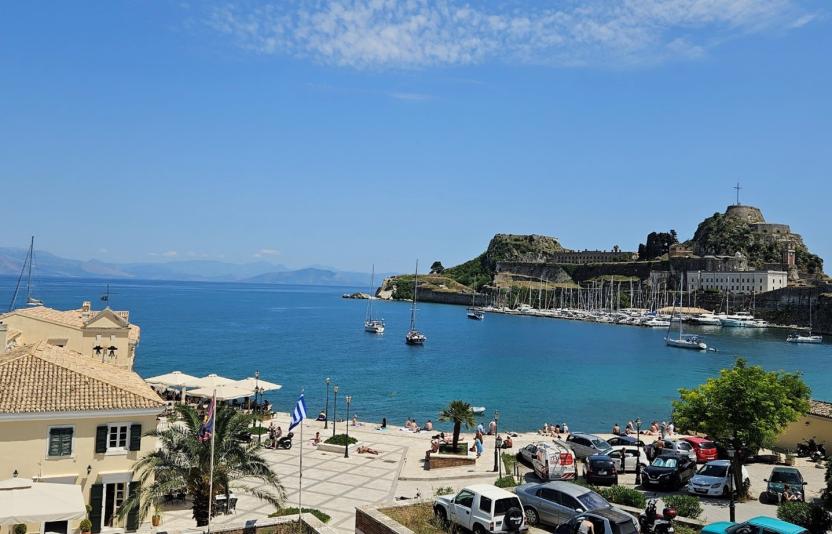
[117,403,285,526]
[438,400,476,452]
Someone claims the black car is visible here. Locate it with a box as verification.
[585,455,618,486]
[606,435,645,448]
[555,508,639,534]
[641,453,696,490]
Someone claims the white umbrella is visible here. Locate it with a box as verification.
[236,377,282,392]
[189,384,255,401]
[0,478,85,523]
[145,371,202,403]
[194,373,237,389]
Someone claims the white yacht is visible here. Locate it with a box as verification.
[364,266,385,334]
[690,313,722,326]
[666,334,708,351]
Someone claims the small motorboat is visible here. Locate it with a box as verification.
[471,406,486,415]
[467,308,485,320]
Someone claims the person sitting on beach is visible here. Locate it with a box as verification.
[542,423,550,436]
[612,423,621,435]
[667,422,675,436]
[316,411,326,421]
[352,415,358,426]
[430,439,441,453]
[358,445,380,455]
[625,421,635,435]
[645,421,659,435]
[312,431,321,445]
[503,436,513,449]
[424,420,433,431]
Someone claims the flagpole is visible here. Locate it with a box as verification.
[298,389,304,529]
[207,389,216,532]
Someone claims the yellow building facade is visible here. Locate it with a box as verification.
[0,342,164,534]
[775,400,832,450]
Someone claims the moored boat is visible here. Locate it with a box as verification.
[405,260,426,345]
[666,334,708,350]
[364,265,385,334]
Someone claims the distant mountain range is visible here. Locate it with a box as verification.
[0,247,394,287]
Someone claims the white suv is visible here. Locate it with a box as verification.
[434,484,528,534]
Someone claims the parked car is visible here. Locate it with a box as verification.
[606,446,649,473]
[641,453,697,490]
[515,480,627,528]
[656,439,698,462]
[682,436,719,463]
[434,484,527,534]
[566,433,613,459]
[533,441,576,481]
[554,509,639,534]
[701,516,808,534]
[606,435,645,448]
[585,455,618,486]
[517,442,545,465]
[687,460,751,498]
[760,467,807,504]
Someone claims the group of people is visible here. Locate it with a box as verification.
[610,420,675,437]
[267,422,283,448]
[540,422,569,437]
[403,418,433,432]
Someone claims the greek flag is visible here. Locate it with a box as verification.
[288,393,307,431]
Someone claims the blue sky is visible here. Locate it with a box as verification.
[1,1,830,273]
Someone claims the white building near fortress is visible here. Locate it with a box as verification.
[686,270,788,295]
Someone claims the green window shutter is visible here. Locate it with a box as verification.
[129,424,142,451]
[48,429,60,456]
[95,425,108,453]
[61,428,73,455]
[126,481,140,532]
[48,428,73,456]
[89,483,103,534]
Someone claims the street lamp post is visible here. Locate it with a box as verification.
[492,411,500,472]
[727,447,736,522]
[333,385,339,437]
[495,435,504,478]
[255,370,262,444]
[344,396,352,458]
[634,418,642,485]
[324,377,331,429]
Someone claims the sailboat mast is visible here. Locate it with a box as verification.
[410,260,418,330]
[26,236,34,301]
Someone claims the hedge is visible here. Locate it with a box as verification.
[324,434,357,446]
[662,495,703,519]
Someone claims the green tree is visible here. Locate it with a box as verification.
[438,400,477,453]
[117,404,285,526]
[430,261,445,274]
[672,358,810,495]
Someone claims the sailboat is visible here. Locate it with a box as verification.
[7,236,44,312]
[466,290,484,320]
[787,298,823,344]
[665,277,707,351]
[364,266,385,334]
[405,260,427,345]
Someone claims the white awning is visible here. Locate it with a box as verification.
[144,370,202,388]
[236,377,282,392]
[189,384,254,401]
[0,478,85,523]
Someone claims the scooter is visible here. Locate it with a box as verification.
[810,443,827,462]
[276,432,294,450]
[639,499,676,534]
[796,437,819,458]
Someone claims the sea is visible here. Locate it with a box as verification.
[3,277,831,434]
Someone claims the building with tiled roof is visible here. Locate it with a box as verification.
[0,342,164,533]
[776,398,832,450]
[0,300,140,369]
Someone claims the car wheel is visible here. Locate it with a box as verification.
[473,523,487,534]
[759,492,768,505]
[434,507,447,526]
[525,507,540,526]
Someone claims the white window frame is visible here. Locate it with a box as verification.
[105,422,130,455]
[45,425,75,459]
[99,472,132,530]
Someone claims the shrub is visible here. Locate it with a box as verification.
[79,519,92,532]
[597,485,646,509]
[777,501,832,534]
[324,434,357,446]
[14,525,27,534]
[433,486,455,496]
[270,507,331,523]
[495,476,517,488]
[821,459,832,511]
[501,452,517,475]
[662,495,703,519]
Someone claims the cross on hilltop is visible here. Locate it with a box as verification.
[734,182,742,205]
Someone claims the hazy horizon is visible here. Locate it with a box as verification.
[2,1,830,273]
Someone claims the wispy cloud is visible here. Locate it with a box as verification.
[206,0,817,69]
[388,91,432,101]
[254,248,280,258]
[148,250,178,258]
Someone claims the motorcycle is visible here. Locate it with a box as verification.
[639,499,676,534]
[796,437,818,458]
[276,432,294,450]
[810,443,827,462]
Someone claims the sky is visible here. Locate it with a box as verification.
[1,1,830,273]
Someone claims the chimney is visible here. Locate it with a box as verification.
[0,323,8,354]
[82,301,91,313]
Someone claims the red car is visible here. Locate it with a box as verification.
[683,437,718,462]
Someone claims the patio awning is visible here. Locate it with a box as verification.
[236,377,282,392]
[144,370,202,388]
[189,384,254,401]
[0,478,85,523]
[193,373,237,389]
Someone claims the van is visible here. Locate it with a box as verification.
[532,441,576,481]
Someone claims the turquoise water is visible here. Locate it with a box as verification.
[4,277,831,433]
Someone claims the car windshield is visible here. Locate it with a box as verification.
[700,441,716,449]
[577,492,609,510]
[651,457,677,468]
[592,439,612,450]
[771,471,802,484]
[698,465,727,477]
[494,497,521,515]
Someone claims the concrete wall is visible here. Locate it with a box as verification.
[0,411,160,532]
[775,414,832,450]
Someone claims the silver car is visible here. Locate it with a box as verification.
[566,433,613,459]
[515,480,628,528]
[658,439,697,463]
